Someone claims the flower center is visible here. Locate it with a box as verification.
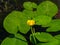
[27,20,35,26]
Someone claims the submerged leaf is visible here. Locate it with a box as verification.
[37,1,58,17]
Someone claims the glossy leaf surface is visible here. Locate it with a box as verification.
[46,19,60,32]
[33,15,51,26]
[37,1,58,17]
[3,11,30,34]
[23,2,37,10]
[1,34,28,45]
[35,32,55,42]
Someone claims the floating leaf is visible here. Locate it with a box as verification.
[35,32,55,42]
[54,35,60,40]
[18,12,30,34]
[30,32,59,45]
[3,11,20,34]
[46,19,60,32]
[23,10,34,18]
[3,11,30,34]
[23,2,37,10]
[37,36,59,45]
[37,1,58,17]
[23,10,38,18]
[1,34,28,45]
[54,35,60,45]
[33,15,51,26]
[37,40,59,45]
[15,34,27,41]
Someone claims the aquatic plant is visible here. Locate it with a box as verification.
[1,1,60,45]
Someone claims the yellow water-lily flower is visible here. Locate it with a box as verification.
[27,20,35,26]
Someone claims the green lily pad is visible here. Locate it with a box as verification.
[35,32,55,42]
[54,35,60,40]
[46,19,60,32]
[3,11,30,34]
[15,34,27,41]
[30,32,59,45]
[3,11,20,34]
[23,2,37,10]
[37,1,58,17]
[37,36,59,45]
[1,34,28,45]
[33,15,51,26]
[37,40,59,45]
[54,35,60,45]
[23,10,34,18]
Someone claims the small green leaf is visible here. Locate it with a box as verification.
[54,35,60,40]
[37,1,58,17]
[37,39,59,45]
[35,32,55,42]
[3,11,30,34]
[37,41,59,45]
[46,19,60,32]
[23,10,34,18]
[23,10,38,18]
[54,35,60,45]
[1,37,28,45]
[33,15,51,26]
[30,32,40,44]
[30,34,35,44]
[15,34,27,41]
[23,2,37,10]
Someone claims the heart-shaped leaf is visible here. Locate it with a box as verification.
[37,1,58,17]
[3,11,20,34]
[23,2,37,10]
[35,32,55,42]
[30,32,59,45]
[36,37,59,45]
[15,34,27,41]
[54,35,60,45]
[23,10,34,18]
[46,19,60,32]
[3,11,30,34]
[1,34,28,45]
[54,35,60,40]
[33,15,51,26]
[37,40,59,45]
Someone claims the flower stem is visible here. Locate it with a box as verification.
[30,26,36,45]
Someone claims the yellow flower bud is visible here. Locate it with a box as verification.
[27,20,35,26]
